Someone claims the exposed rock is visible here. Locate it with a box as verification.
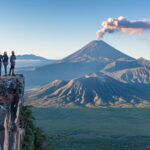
[103,59,140,72]
[25,71,150,108]
[0,75,24,150]
[105,67,150,84]
[138,57,150,69]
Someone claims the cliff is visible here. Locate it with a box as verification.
[0,75,24,150]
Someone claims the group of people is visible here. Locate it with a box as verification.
[0,51,16,76]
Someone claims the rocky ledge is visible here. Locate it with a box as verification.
[0,75,24,150]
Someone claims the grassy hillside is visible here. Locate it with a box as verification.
[32,108,150,150]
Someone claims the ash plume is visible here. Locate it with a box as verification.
[97,16,150,40]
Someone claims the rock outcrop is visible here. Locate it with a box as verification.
[0,75,24,150]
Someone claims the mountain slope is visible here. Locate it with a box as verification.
[20,40,136,88]
[105,67,150,84]
[103,59,140,72]
[26,70,150,108]
[138,57,150,69]
[62,40,133,62]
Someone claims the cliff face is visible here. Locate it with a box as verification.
[0,75,24,150]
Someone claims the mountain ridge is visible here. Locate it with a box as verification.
[26,67,150,108]
[16,54,56,69]
[138,57,150,69]
[20,40,139,88]
[17,54,51,61]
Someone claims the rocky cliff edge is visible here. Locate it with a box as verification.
[0,75,24,150]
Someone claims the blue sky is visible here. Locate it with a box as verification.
[0,0,149,59]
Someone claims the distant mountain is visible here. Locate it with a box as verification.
[17,54,49,60]
[16,54,56,69]
[26,70,150,108]
[20,40,136,88]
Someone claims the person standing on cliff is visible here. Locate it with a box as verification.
[0,53,3,76]
[9,51,16,76]
[3,52,9,76]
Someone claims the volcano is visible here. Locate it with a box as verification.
[62,40,133,62]
[20,40,140,88]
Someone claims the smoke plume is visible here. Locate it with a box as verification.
[97,16,150,40]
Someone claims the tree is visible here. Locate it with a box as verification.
[20,106,52,150]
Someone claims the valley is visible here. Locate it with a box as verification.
[32,108,150,150]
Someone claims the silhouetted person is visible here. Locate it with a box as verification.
[0,53,3,76]
[3,52,8,76]
[9,51,16,76]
